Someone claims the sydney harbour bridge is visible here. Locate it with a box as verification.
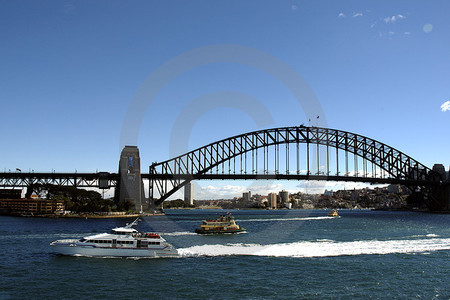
[1,126,449,211]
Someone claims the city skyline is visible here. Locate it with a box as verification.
[1,1,449,200]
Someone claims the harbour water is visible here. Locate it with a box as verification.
[1,209,449,299]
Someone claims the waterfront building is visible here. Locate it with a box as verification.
[279,190,289,204]
[0,198,64,215]
[0,189,24,199]
[324,189,333,196]
[268,193,277,209]
[242,191,251,202]
[387,184,403,194]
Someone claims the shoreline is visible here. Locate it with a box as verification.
[0,212,165,219]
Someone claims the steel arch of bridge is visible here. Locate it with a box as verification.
[149,126,436,205]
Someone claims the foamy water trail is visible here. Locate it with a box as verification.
[239,216,335,222]
[178,238,450,258]
[162,231,198,236]
[408,234,439,238]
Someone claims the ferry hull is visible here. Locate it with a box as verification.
[51,242,178,258]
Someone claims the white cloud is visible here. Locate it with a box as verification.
[63,4,75,14]
[423,24,433,33]
[384,14,406,24]
[338,12,346,18]
[441,101,450,112]
[352,12,363,18]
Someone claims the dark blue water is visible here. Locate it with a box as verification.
[1,210,449,299]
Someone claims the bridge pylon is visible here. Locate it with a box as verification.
[428,164,450,211]
[115,146,148,212]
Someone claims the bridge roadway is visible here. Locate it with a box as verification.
[0,171,442,188]
[0,172,119,188]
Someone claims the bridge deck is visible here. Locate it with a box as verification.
[0,172,440,188]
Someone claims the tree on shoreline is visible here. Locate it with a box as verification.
[30,184,114,212]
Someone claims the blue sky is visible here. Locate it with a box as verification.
[1,1,449,199]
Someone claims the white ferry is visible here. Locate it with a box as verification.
[50,218,178,258]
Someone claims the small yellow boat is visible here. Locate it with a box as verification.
[327,209,339,217]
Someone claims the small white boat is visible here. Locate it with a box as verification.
[50,218,178,258]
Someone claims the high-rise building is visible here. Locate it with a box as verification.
[279,190,289,204]
[184,182,194,206]
[243,191,252,202]
[268,193,277,209]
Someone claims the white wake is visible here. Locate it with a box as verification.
[239,216,335,222]
[178,238,450,258]
[162,231,198,236]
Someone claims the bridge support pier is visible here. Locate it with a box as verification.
[25,185,33,199]
[116,146,147,213]
[429,184,450,211]
[429,164,450,211]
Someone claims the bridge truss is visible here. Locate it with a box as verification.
[149,126,439,206]
[0,172,118,189]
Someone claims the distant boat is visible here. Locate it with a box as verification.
[50,218,178,258]
[195,213,246,234]
[327,209,339,217]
